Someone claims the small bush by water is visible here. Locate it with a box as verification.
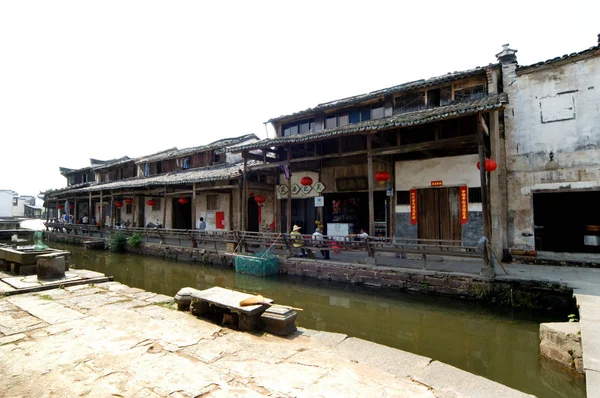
[127,233,143,248]
[109,232,128,252]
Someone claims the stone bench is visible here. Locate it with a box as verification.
[190,286,273,331]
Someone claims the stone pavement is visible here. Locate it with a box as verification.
[0,281,531,397]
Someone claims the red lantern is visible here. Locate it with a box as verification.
[114,201,123,208]
[57,204,64,210]
[124,198,133,205]
[147,199,156,207]
[178,197,189,205]
[374,171,390,183]
[300,176,313,186]
[477,159,498,172]
[254,195,265,205]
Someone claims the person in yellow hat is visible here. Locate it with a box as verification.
[290,224,306,257]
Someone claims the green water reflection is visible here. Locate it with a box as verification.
[58,244,584,398]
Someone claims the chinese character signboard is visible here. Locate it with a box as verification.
[459,185,468,224]
[410,189,417,225]
[431,180,443,187]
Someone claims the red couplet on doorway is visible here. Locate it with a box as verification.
[459,186,468,224]
[410,189,417,225]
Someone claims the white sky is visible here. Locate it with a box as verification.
[1,1,598,203]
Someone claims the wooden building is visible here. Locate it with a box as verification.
[43,134,263,230]
[223,66,508,253]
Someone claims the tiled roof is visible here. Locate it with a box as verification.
[135,134,259,164]
[60,157,131,175]
[517,44,600,72]
[223,93,508,153]
[268,65,497,123]
[45,161,256,197]
[92,157,134,171]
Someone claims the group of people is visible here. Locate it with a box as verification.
[289,225,369,260]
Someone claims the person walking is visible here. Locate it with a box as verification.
[290,225,306,257]
[312,227,330,260]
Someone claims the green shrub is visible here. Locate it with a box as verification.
[127,232,143,248]
[109,232,128,252]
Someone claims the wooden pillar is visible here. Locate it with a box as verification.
[132,193,136,227]
[109,192,114,227]
[286,145,292,233]
[99,191,103,226]
[88,192,92,223]
[162,186,167,228]
[74,198,78,222]
[192,183,197,229]
[367,135,375,237]
[238,181,243,231]
[477,112,493,276]
[242,151,248,231]
[229,190,234,230]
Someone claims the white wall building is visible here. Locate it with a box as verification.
[498,37,600,256]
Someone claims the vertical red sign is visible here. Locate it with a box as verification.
[410,189,417,225]
[459,186,468,224]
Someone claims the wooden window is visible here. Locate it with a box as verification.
[454,85,485,102]
[427,89,440,107]
[207,194,219,210]
[338,112,349,127]
[325,115,337,129]
[394,92,426,114]
[371,106,384,119]
[125,204,132,214]
[156,161,162,174]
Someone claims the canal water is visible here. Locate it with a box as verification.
[54,243,583,398]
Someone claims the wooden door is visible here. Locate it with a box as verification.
[417,187,461,244]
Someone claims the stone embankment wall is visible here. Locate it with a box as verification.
[281,258,575,311]
[45,234,575,311]
[539,322,583,374]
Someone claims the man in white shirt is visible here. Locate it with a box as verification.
[357,228,369,239]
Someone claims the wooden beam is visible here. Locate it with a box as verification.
[371,134,390,147]
[246,152,278,163]
[248,149,368,171]
[373,135,478,156]
[479,113,490,136]
[367,135,375,238]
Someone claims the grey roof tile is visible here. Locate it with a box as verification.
[223,93,508,153]
[45,161,257,197]
[267,66,496,123]
[517,45,600,72]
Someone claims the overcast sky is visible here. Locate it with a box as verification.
[1,1,598,203]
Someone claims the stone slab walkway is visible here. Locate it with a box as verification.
[0,280,531,397]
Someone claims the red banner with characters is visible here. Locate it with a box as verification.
[410,189,417,225]
[459,186,468,224]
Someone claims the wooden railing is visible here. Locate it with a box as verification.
[43,222,482,265]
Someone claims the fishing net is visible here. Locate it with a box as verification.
[234,250,279,276]
[33,231,48,250]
